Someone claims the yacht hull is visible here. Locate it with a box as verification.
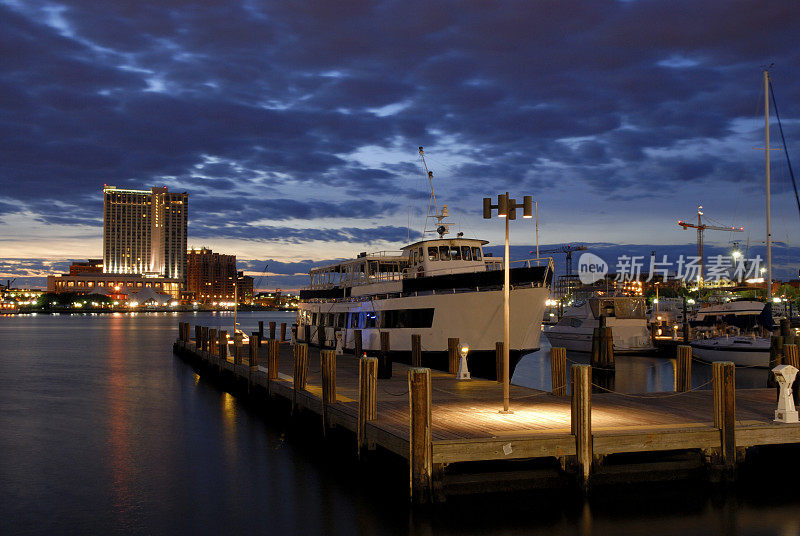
[691,337,770,367]
[298,285,548,380]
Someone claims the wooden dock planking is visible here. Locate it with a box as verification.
[175,322,800,500]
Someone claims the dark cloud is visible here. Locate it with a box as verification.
[1,0,799,276]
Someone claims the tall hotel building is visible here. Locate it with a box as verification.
[102,186,188,282]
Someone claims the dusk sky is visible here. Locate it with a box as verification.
[1,1,799,290]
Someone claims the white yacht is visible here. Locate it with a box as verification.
[545,296,653,353]
[296,148,553,380]
[690,300,773,367]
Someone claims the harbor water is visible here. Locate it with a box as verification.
[2,312,800,535]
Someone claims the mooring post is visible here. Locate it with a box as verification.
[198,326,205,353]
[280,322,287,342]
[378,331,392,379]
[218,330,228,363]
[178,321,184,342]
[408,367,432,504]
[258,321,264,341]
[321,349,337,433]
[232,333,241,365]
[590,327,600,367]
[269,321,276,340]
[550,347,567,396]
[604,326,615,368]
[267,339,279,396]
[676,345,692,392]
[411,334,422,367]
[447,337,459,374]
[357,356,378,456]
[292,343,308,412]
[781,318,791,338]
[712,361,736,471]
[304,325,311,344]
[769,335,784,388]
[495,342,503,382]
[209,329,217,357]
[354,329,363,357]
[249,336,259,367]
[194,325,201,350]
[571,364,592,489]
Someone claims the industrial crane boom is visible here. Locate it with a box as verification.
[678,205,743,287]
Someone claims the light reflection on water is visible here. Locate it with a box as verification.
[0,311,797,536]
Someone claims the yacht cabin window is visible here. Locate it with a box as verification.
[461,246,472,261]
[439,246,450,260]
[472,247,482,260]
[428,247,439,261]
[413,250,418,264]
[450,246,461,260]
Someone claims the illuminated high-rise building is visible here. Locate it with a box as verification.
[103,186,188,282]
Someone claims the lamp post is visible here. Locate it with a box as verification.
[483,192,532,413]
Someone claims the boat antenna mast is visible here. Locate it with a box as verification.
[419,146,452,238]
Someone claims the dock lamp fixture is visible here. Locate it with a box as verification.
[457,345,471,380]
[483,193,533,413]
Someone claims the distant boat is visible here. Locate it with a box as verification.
[690,300,773,367]
[546,296,653,353]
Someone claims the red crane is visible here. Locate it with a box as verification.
[678,205,743,287]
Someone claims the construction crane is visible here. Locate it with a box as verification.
[678,205,743,288]
[255,264,268,292]
[536,245,587,276]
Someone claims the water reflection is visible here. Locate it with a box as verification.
[514,333,771,393]
[1,311,797,536]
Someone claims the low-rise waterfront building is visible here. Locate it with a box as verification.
[46,273,181,300]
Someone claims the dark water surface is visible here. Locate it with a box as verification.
[2,312,800,535]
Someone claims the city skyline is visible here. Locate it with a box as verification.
[1,1,798,289]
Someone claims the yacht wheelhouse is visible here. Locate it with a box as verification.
[297,237,552,380]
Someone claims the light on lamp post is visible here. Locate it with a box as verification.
[483,192,533,413]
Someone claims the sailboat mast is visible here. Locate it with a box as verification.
[765,69,773,300]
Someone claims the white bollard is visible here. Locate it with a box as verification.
[773,365,799,423]
[457,345,471,380]
[335,331,344,356]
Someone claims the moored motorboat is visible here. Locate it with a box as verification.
[545,296,653,353]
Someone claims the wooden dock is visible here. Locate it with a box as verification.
[173,322,800,503]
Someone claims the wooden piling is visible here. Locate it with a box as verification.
[358,356,378,455]
[769,336,784,388]
[269,321,276,340]
[378,331,392,379]
[233,334,243,365]
[219,331,228,361]
[676,345,692,393]
[321,349,336,432]
[447,338,460,375]
[781,318,791,338]
[682,298,690,344]
[303,325,311,344]
[571,364,592,488]
[280,322,286,342]
[354,329,363,357]
[408,367,432,504]
[267,339,279,396]
[194,325,202,348]
[495,342,503,382]
[201,326,209,353]
[249,336,259,368]
[209,329,217,356]
[292,343,309,412]
[258,321,264,341]
[550,347,567,396]
[411,334,422,367]
[785,344,799,369]
[712,361,736,469]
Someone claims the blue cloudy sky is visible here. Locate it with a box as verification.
[1,0,798,290]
